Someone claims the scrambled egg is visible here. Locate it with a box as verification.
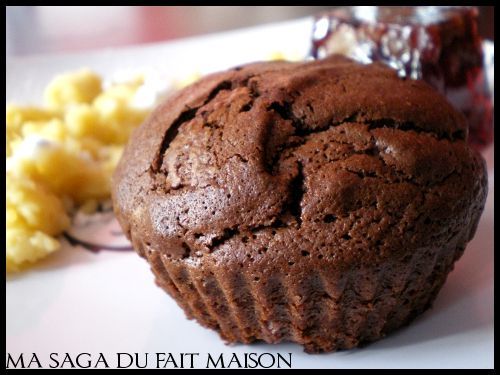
[6,69,150,272]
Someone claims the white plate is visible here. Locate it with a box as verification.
[6,17,494,369]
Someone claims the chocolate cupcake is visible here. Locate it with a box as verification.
[112,55,487,353]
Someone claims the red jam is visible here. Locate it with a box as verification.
[311,6,493,150]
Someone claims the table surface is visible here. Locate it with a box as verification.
[6,18,494,369]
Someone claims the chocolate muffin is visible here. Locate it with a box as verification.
[112,55,488,353]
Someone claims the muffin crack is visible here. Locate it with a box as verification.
[203,216,290,252]
[366,118,464,141]
[153,106,198,173]
[153,73,267,179]
[271,99,460,141]
[287,161,305,227]
[208,227,240,251]
[153,80,234,173]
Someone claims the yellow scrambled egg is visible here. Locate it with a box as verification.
[6,69,151,272]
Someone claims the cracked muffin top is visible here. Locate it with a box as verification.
[112,55,487,270]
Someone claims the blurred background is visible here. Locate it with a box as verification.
[6,6,494,57]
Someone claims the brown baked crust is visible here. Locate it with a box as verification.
[112,55,487,352]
